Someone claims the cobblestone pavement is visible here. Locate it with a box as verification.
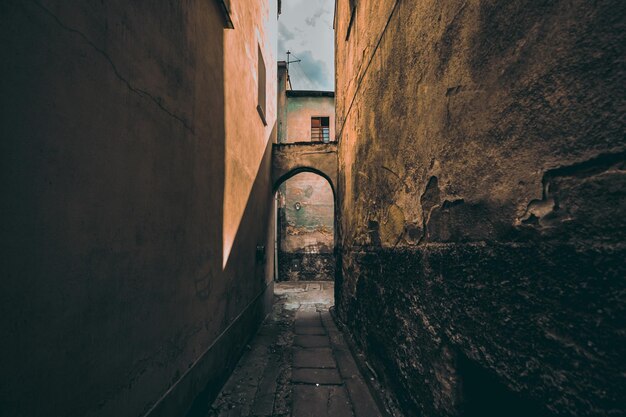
[203,281,383,417]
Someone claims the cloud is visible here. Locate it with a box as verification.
[305,8,326,27]
[288,50,331,90]
[278,0,334,91]
[278,21,295,41]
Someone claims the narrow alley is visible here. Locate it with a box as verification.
[1,1,624,417]
[191,282,382,417]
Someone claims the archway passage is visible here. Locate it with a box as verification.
[203,158,383,417]
[271,142,338,194]
[272,142,339,305]
[275,171,335,283]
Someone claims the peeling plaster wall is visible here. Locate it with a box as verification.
[271,142,338,283]
[335,0,625,416]
[278,172,335,281]
[282,173,334,251]
[1,1,276,416]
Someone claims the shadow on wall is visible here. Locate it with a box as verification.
[186,130,275,417]
[0,2,229,416]
[138,11,278,415]
[457,352,552,417]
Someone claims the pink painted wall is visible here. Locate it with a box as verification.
[282,95,335,143]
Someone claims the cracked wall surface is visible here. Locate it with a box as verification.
[335,0,625,416]
[0,1,276,416]
[277,172,335,282]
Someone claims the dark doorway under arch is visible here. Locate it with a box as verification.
[273,171,336,284]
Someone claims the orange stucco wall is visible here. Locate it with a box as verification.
[223,0,278,268]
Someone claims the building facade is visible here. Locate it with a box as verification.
[275,64,336,281]
[335,0,625,416]
[1,1,278,416]
[277,63,336,144]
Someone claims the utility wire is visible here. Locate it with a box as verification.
[289,53,316,89]
[294,64,313,89]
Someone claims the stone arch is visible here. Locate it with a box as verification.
[271,142,339,285]
[272,166,336,200]
[271,142,337,198]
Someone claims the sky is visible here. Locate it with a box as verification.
[278,0,335,91]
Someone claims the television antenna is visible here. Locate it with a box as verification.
[286,50,301,73]
[286,50,301,89]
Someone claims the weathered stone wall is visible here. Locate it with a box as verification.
[278,252,336,282]
[282,172,334,251]
[0,1,276,416]
[271,142,338,189]
[277,172,335,281]
[335,1,625,416]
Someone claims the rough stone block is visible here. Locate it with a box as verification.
[333,347,361,380]
[292,385,330,417]
[293,348,336,369]
[345,378,380,417]
[295,325,327,335]
[292,368,343,385]
[328,386,354,417]
[294,335,330,348]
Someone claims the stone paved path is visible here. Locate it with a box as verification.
[201,281,383,417]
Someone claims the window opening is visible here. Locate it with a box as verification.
[257,45,267,125]
[311,117,330,142]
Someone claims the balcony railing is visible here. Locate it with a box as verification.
[311,127,330,143]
